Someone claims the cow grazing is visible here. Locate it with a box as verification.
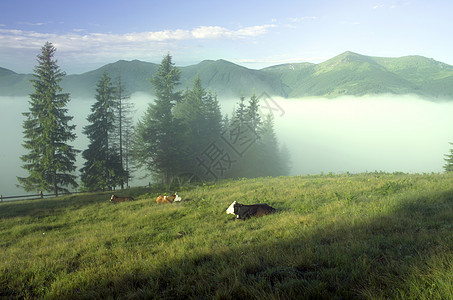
[110,194,134,203]
[226,201,276,220]
[156,193,181,204]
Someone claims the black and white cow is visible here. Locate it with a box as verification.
[226,201,276,220]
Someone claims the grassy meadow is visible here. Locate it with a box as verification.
[1,173,452,299]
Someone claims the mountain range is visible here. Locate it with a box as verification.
[1,51,453,100]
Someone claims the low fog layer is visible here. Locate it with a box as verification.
[1,94,453,196]
[269,95,453,175]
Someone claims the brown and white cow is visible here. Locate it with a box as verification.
[110,194,134,203]
[156,193,181,204]
[226,201,275,220]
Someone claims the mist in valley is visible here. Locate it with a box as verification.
[1,94,453,196]
[270,95,453,175]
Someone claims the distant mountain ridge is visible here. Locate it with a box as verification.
[1,51,453,99]
[263,51,453,98]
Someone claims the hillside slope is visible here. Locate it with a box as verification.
[179,59,288,98]
[61,60,159,98]
[262,51,453,98]
[1,174,452,298]
[0,68,33,96]
[2,51,453,99]
[297,51,418,96]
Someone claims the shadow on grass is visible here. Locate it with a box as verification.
[68,189,453,299]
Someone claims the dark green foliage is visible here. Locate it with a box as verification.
[173,74,224,179]
[226,95,289,178]
[443,142,453,172]
[246,93,262,134]
[202,90,223,141]
[133,54,187,185]
[257,114,287,176]
[114,75,135,188]
[18,42,79,195]
[80,72,126,191]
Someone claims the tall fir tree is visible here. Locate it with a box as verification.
[202,91,223,143]
[443,142,453,172]
[174,74,206,174]
[18,42,79,196]
[226,95,287,178]
[80,72,126,191]
[114,75,134,188]
[246,93,262,135]
[174,75,224,179]
[226,95,260,178]
[241,94,263,178]
[232,96,247,127]
[257,113,285,177]
[133,53,186,185]
[278,143,292,176]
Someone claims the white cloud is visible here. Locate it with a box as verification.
[17,22,46,26]
[288,16,317,22]
[235,24,276,38]
[191,26,228,39]
[0,23,276,52]
[2,23,274,43]
[0,24,277,73]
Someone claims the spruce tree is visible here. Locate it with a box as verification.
[226,95,261,178]
[278,144,292,176]
[226,95,286,178]
[174,74,206,174]
[114,75,134,188]
[443,142,453,172]
[246,93,262,135]
[18,42,79,196]
[175,75,205,141]
[258,114,284,176]
[133,53,186,185]
[202,91,223,143]
[232,96,247,127]
[81,72,126,191]
[174,75,224,179]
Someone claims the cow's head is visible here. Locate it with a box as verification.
[110,195,117,202]
[226,201,237,215]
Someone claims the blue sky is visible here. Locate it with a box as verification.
[0,0,452,74]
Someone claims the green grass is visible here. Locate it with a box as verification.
[1,173,452,299]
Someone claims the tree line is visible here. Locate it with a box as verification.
[18,42,292,194]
